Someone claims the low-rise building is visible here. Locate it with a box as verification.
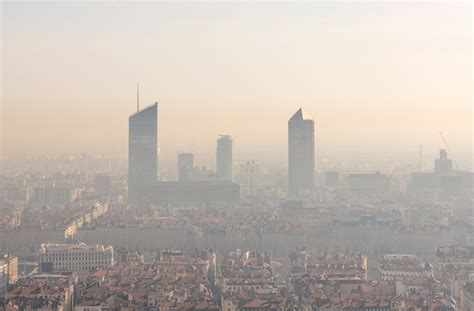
[37,243,114,272]
[379,254,432,281]
[461,282,474,311]
[75,249,218,311]
[0,253,18,294]
[5,274,74,311]
[220,250,276,295]
[290,249,368,281]
[434,245,474,300]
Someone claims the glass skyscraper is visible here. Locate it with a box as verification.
[288,108,314,197]
[128,103,158,202]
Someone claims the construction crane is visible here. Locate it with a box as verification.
[439,131,450,152]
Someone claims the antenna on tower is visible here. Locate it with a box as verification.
[136,83,140,112]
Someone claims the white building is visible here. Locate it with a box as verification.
[37,243,114,271]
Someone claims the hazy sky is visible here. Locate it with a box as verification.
[1,1,472,166]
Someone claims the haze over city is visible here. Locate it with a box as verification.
[0,2,473,311]
[2,1,472,169]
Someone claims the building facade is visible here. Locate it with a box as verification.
[0,253,18,295]
[37,243,114,271]
[128,103,158,202]
[288,108,314,197]
[0,259,7,295]
[5,275,74,311]
[216,135,233,182]
[379,254,432,281]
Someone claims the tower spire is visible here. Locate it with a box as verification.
[136,83,140,112]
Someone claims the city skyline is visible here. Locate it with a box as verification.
[1,2,472,168]
[0,2,472,310]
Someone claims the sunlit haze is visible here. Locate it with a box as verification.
[2,1,472,168]
[0,3,473,308]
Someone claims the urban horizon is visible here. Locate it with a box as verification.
[2,99,473,173]
[2,2,472,164]
[0,2,472,311]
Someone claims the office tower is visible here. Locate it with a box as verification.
[216,135,233,181]
[435,149,452,174]
[288,108,314,197]
[128,103,158,202]
[177,153,194,181]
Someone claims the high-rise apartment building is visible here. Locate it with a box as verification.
[128,103,158,202]
[288,108,314,197]
[216,135,233,182]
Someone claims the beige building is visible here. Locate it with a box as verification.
[461,282,474,311]
[37,243,114,271]
[5,275,74,311]
[0,253,18,294]
[379,254,432,281]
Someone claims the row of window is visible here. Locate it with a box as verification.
[39,253,112,260]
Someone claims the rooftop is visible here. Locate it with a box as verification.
[289,108,313,122]
[39,243,114,253]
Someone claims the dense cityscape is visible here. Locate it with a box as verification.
[0,101,472,311]
[2,1,472,311]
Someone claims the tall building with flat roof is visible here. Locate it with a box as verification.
[128,103,158,202]
[216,135,233,182]
[288,108,314,197]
